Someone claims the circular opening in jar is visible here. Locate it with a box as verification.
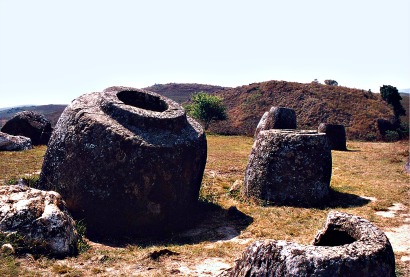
[117,90,167,112]
[314,230,357,246]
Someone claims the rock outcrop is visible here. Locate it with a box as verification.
[0,185,78,257]
[1,111,52,145]
[318,123,347,150]
[231,211,396,277]
[0,131,32,151]
[254,107,296,137]
[244,130,331,206]
[37,86,207,237]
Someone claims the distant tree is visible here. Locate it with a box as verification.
[312,79,320,84]
[324,79,338,86]
[185,92,227,130]
[380,85,406,118]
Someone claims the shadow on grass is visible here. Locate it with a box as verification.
[324,188,370,208]
[87,200,253,248]
[261,188,370,209]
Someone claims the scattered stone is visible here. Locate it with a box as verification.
[1,111,52,145]
[318,123,347,150]
[254,107,296,137]
[0,131,32,151]
[0,185,78,257]
[231,211,395,277]
[229,180,242,194]
[1,243,15,255]
[405,156,410,173]
[38,86,207,237]
[244,130,332,206]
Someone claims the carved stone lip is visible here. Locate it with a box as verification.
[100,86,187,131]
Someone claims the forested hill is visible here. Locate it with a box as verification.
[208,80,395,141]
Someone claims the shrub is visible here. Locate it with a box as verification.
[185,92,227,130]
[384,130,399,142]
[324,79,338,86]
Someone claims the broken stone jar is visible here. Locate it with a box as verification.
[244,129,332,206]
[231,211,396,277]
[38,86,207,237]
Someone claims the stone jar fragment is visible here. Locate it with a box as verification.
[254,106,296,137]
[231,211,395,277]
[38,87,207,237]
[318,123,347,151]
[1,111,52,145]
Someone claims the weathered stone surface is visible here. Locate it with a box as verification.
[1,111,52,145]
[38,86,207,237]
[318,123,347,151]
[244,130,331,206]
[0,131,32,151]
[405,156,410,174]
[254,107,296,137]
[0,185,78,257]
[231,211,396,277]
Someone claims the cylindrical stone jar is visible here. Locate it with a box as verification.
[244,130,332,206]
[38,86,207,237]
[318,123,347,151]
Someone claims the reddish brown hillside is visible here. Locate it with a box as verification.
[209,81,394,140]
[145,83,229,103]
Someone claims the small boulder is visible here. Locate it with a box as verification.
[0,185,78,257]
[231,211,395,277]
[1,111,52,145]
[0,131,32,151]
[254,107,296,137]
[244,130,332,206]
[318,123,347,150]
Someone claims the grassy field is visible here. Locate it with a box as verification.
[0,135,409,276]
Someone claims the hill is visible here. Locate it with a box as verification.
[400,93,409,125]
[144,83,229,103]
[0,104,66,128]
[208,80,395,140]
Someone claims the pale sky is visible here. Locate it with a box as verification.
[0,0,409,108]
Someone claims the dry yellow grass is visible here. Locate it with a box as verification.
[0,135,409,276]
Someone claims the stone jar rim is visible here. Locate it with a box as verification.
[100,86,187,131]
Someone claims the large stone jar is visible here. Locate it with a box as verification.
[38,86,207,237]
[244,130,331,206]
